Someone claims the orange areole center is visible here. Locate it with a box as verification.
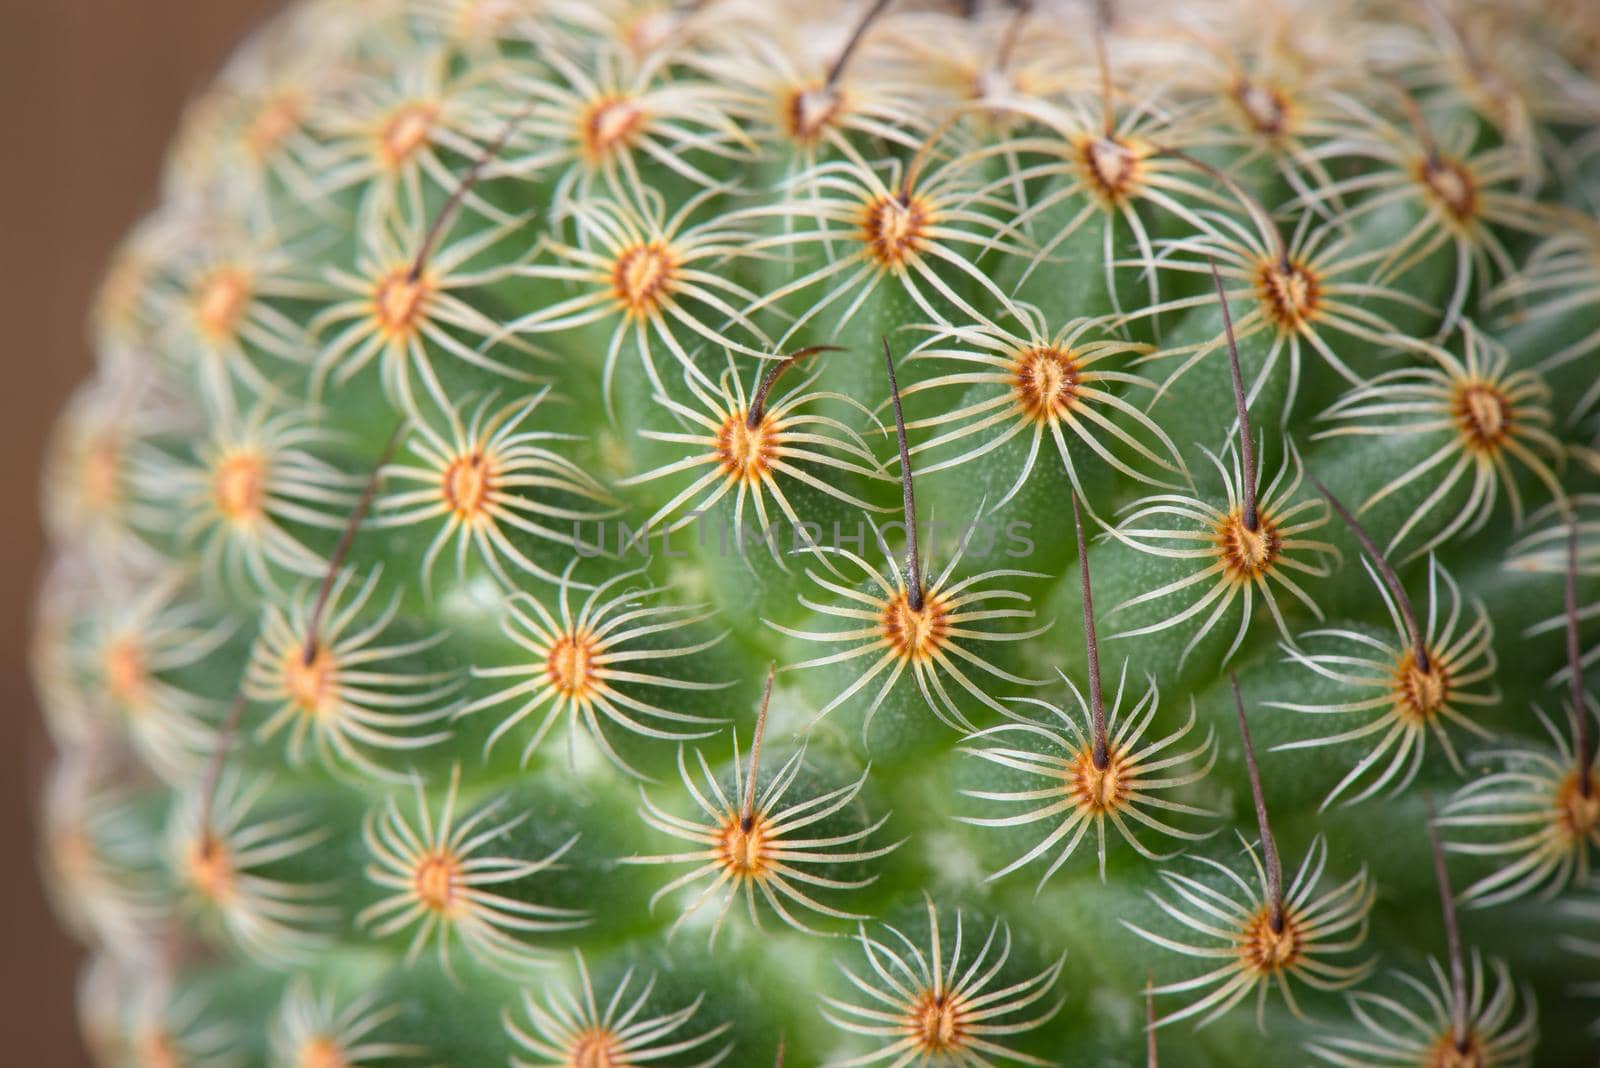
[284,641,338,719]
[859,194,934,269]
[186,832,237,903]
[1423,1031,1488,1068]
[247,91,305,160]
[881,589,950,662]
[1392,648,1450,723]
[296,1036,350,1068]
[570,1028,627,1068]
[1232,79,1294,139]
[715,411,780,482]
[717,811,773,877]
[136,1030,183,1068]
[378,103,438,168]
[103,636,149,708]
[782,84,844,144]
[1418,156,1479,224]
[1012,346,1081,423]
[81,434,124,512]
[1076,135,1144,203]
[414,851,464,914]
[546,631,602,700]
[908,990,969,1053]
[193,266,253,341]
[1240,905,1304,973]
[213,450,268,522]
[611,242,676,317]
[1254,258,1321,330]
[1556,768,1600,843]
[1067,743,1134,812]
[1452,381,1513,454]
[372,267,434,339]
[443,450,494,520]
[1215,509,1283,582]
[581,96,647,162]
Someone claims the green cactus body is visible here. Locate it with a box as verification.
[34,1,1600,1065]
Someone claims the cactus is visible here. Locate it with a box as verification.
[34,0,1600,1065]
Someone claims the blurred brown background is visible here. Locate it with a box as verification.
[0,1,281,1060]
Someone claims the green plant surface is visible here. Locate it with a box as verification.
[33,1,1600,1066]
